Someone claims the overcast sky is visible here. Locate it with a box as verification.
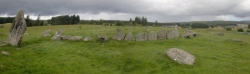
[0,0,250,22]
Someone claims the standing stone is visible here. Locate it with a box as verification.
[148,31,157,40]
[52,30,62,40]
[42,29,51,37]
[136,33,147,41]
[173,28,179,38]
[112,29,125,40]
[124,32,134,41]
[157,30,167,39]
[98,34,109,41]
[166,48,195,65]
[167,30,175,39]
[6,10,27,46]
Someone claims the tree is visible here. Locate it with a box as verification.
[154,20,158,26]
[141,17,148,26]
[49,15,80,25]
[129,18,133,22]
[116,21,124,26]
[97,19,104,25]
[34,14,41,26]
[248,24,250,29]
[25,15,33,27]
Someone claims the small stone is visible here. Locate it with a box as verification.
[232,39,244,42]
[24,33,29,35]
[218,32,224,36]
[0,41,6,46]
[83,37,92,41]
[2,51,10,55]
[42,29,51,37]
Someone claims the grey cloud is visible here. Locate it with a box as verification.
[0,0,249,22]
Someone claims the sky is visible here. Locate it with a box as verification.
[0,0,250,22]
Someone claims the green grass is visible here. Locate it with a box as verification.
[0,23,250,74]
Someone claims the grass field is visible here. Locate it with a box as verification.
[0,23,250,74]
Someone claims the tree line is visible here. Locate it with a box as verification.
[79,16,149,26]
[48,15,80,25]
[0,17,15,24]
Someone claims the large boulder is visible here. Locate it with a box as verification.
[167,30,175,39]
[166,48,195,65]
[157,30,167,39]
[112,29,125,40]
[124,32,134,41]
[42,29,51,37]
[136,33,147,41]
[148,31,157,40]
[52,30,62,40]
[6,10,27,46]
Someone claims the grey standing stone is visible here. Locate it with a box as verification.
[166,48,195,65]
[167,30,175,39]
[157,30,167,39]
[52,30,62,40]
[43,29,51,37]
[112,29,125,40]
[6,10,27,46]
[148,31,157,40]
[98,34,109,41]
[182,29,196,38]
[124,32,134,41]
[173,28,179,38]
[136,33,147,41]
